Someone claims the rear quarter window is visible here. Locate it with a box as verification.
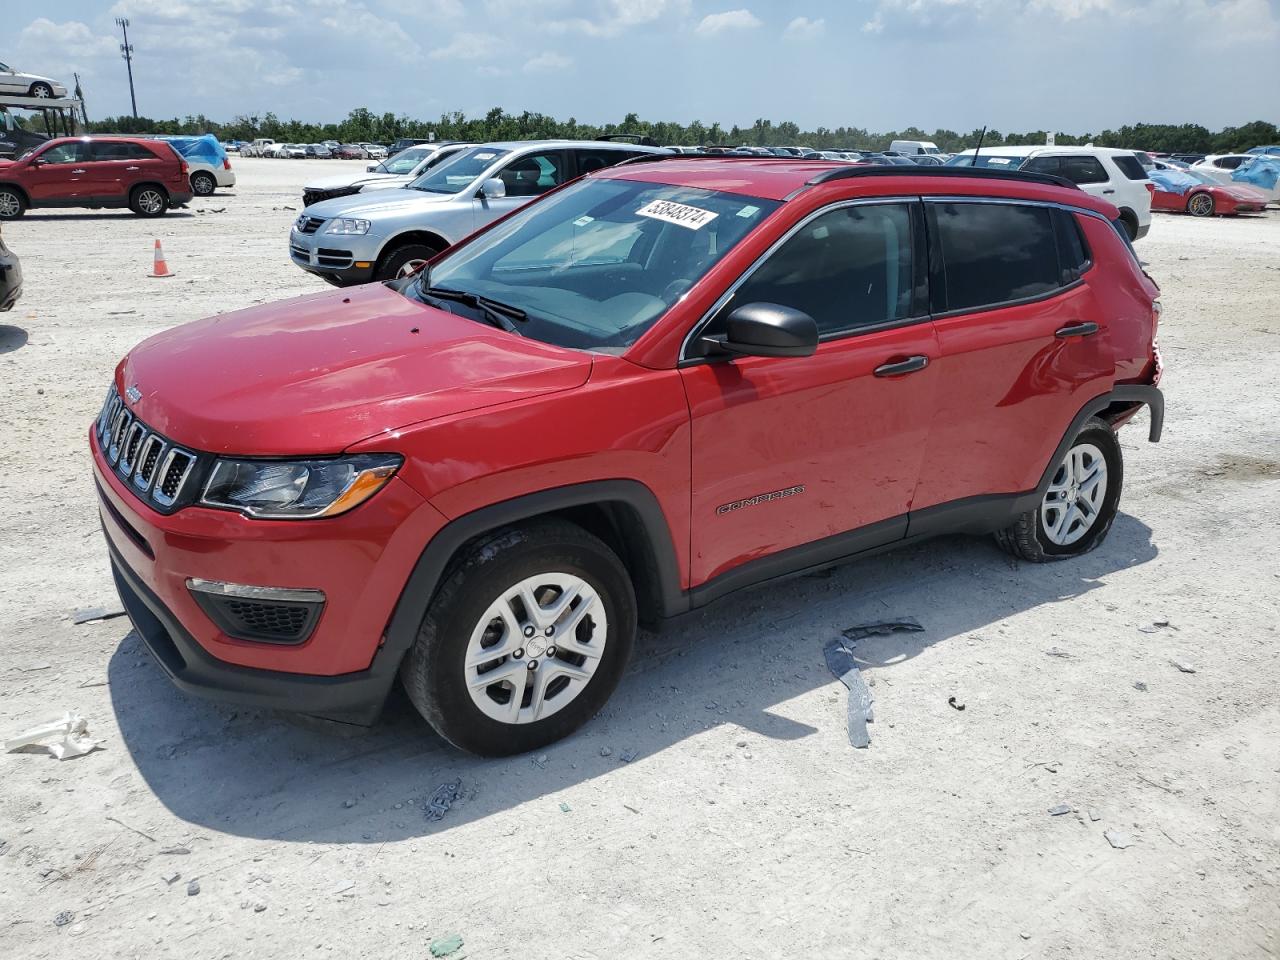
[1111,154,1148,180]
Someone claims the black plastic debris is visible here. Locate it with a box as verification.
[841,619,924,643]
[948,696,966,711]
[424,779,462,822]
[823,637,875,749]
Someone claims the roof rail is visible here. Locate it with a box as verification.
[613,153,830,167]
[596,134,660,147]
[804,165,1079,190]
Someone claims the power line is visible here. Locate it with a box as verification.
[115,17,137,119]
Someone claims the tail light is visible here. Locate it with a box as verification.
[223,158,232,170]
[1145,182,1156,195]
[180,160,189,176]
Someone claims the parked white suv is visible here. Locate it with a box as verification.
[947,145,1153,240]
[1192,154,1255,184]
[301,142,470,207]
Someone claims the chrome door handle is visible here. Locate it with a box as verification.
[125,166,140,171]
[71,168,86,174]
[874,355,930,377]
[1102,188,1116,194]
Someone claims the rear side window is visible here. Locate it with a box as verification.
[1111,154,1148,180]
[1054,209,1091,283]
[1025,155,1109,185]
[571,148,639,176]
[929,202,1061,313]
[91,141,152,160]
[722,202,915,337]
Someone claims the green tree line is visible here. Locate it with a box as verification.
[82,107,1279,155]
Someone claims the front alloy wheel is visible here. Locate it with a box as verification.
[464,573,607,725]
[400,520,636,755]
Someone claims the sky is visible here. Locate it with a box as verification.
[10,0,1280,134]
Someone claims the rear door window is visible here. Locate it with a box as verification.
[90,141,151,161]
[497,151,566,197]
[928,202,1062,313]
[570,148,640,176]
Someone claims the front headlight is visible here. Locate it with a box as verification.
[201,454,402,519]
[324,218,371,235]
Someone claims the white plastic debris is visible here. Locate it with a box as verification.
[4,712,101,760]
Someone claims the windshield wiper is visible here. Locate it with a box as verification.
[419,286,526,334]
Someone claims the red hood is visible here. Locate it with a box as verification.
[118,283,592,455]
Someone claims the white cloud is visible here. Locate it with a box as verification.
[429,32,505,60]
[548,0,691,37]
[524,51,574,72]
[783,15,826,39]
[862,12,885,32]
[694,8,763,35]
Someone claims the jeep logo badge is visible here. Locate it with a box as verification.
[126,385,142,404]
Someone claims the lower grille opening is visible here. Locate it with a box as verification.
[190,591,324,645]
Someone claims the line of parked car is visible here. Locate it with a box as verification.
[238,138,389,160]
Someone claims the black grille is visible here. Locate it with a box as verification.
[159,451,193,499]
[302,186,358,207]
[96,388,198,512]
[192,592,324,644]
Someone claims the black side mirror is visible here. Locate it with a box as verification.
[701,302,819,359]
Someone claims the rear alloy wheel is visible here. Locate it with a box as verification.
[1187,192,1215,217]
[29,82,54,99]
[0,187,26,220]
[377,242,441,282]
[129,186,169,217]
[994,417,1123,562]
[190,171,217,197]
[400,520,636,756]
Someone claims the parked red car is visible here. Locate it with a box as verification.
[334,143,368,160]
[0,136,193,219]
[1150,168,1269,217]
[93,160,1162,755]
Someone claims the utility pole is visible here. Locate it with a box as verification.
[115,17,138,119]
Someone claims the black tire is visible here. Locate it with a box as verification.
[1118,211,1139,241]
[0,186,27,220]
[128,185,169,217]
[190,171,217,197]
[375,242,440,282]
[994,417,1123,562]
[29,82,54,99]
[400,520,637,756]
[1187,192,1215,217]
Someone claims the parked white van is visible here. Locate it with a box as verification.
[946,145,1153,240]
[890,140,942,157]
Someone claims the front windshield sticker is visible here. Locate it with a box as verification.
[636,199,719,230]
[737,204,761,218]
[573,215,594,227]
[987,157,1012,165]
[474,152,496,161]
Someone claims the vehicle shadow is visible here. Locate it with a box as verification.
[108,514,1156,843]
[0,324,28,353]
[19,212,196,222]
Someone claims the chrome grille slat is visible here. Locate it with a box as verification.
[99,387,199,511]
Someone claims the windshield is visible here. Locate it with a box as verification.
[406,146,511,194]
[377,146,431,174]
[945,153,1027,169]
[407,177,780,352]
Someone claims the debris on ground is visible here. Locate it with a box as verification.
[1089,808,1102,822]
[1048,803,1072,816]
[841,618,924,643]
[1044,647,1073,659]
[53,911,75,927]
[187,879,201,896]
[4,712,101,760]
[342,798,357,808]
[71,606,126,625]
[1104,829,1136,850]
[532,753,549,768]
[429,933,464,957]
[163,872,181,885]
[619,749,638,763]
[599,746,612,757]
[559,802,571,813]
[947,697,966,711]
[106,815,156,842]
[158,846,191,856]
[424,779,462,822]
[823,636,875,748]
[16,663,52,672]
[1134,681,1149,692]
[1169,660,1197,674]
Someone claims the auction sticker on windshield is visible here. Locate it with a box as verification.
[636,199,719,230]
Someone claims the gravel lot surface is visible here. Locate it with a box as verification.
[1,158,1277,959]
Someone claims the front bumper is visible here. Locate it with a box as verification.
[92,425,447,723]
[288,227,377,283]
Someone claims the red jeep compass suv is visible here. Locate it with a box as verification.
[0,136,193,219]
[92,159,1163,755]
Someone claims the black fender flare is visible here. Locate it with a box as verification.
[378,479,687,671]
[1034,384,1163,499]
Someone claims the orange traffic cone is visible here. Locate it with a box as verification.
[149,239,173,278]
